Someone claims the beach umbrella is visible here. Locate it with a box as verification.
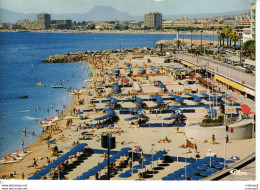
[215,164,228,169]
[133,146,142,153]
[188,167,204,174]
[133,164,145,169]
[222,160,235,164]
[162,176,174,180]
[189,175,204,180]
[175,176,186,181]
[142,161,151,166]
[125,169,138,174]
[119,172,131,178]
[229,156,240,160]
[211,157,225,163]
[240,104,251,114]
[197,164,210,170]
[123,79,129,83]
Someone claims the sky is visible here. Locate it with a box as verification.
[0,0,254,15]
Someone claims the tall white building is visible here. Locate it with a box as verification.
[243,2,256,42]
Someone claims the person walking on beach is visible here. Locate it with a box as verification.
[211,134,216,144]
[194,144,198,153]
[21,140,24,147]
[128,158,132,169]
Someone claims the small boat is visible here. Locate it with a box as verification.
[36,82,44,86]
[51,86,63,88]
[18,95,28,99]
[83,79,93,82]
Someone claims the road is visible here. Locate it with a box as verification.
[176,53,255,90]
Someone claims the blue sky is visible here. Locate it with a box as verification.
[0,0,253,15]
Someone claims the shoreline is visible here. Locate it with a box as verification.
[0,29,219,35]
[0,61,94,178]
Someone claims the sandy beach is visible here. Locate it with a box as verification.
[0,49,255,181]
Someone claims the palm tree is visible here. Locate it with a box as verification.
[219,32,225,47]
[175,39,182,50]
[231,31,239,48]
[223,26,232,48]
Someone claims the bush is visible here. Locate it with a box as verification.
[200,116,224,127]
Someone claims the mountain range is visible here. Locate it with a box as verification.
[0,6,249,23]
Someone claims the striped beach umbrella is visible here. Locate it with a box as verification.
[133,146,142,153]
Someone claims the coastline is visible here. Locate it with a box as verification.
[0,29,218,35]
[0,61,95,179]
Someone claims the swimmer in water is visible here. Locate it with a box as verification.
[36,106,39,111]
[23,128,26,136]
[51,104,53,109]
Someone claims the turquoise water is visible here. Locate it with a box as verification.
[0,32,217,159]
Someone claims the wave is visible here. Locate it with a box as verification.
[19,110,31,113]
[23,116,41,120]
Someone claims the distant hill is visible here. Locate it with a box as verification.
[0,6,249,23]
[0,8,36,23]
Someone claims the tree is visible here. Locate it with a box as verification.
[123,25,129,30]
[175,40,182,50]
[218,32,225,47]
[242,40,255,55]
[223,26,232,48]
[87,24,95,30]
[230,31,239,47]
[114,24,121,30]
[144,26,150,30]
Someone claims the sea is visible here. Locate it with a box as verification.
[0,32,217,160]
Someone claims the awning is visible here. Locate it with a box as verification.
[244,87,255,96]
[181,61,195,67]
[214,75,244,92]
[197,77,215,88]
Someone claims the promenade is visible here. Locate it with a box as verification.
[175,53,255,90]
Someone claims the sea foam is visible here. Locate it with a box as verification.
[23,116,41,120]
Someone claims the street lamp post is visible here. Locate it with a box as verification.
[239,34,242,66]
[190,30,193,51]
[200,30,203,53]
[217,31,220,47]
[209,148,212,167]
[151,144,155,180]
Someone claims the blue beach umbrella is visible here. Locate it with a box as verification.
[197,164,210,170]
[142,161,151,166]
[189,175,204,180]
[125,169,138,174]
[133,165,145,169]
[162,176,174,180]
[215,164,228,169]
[175,176,186,181]
[222,160,235,164]
[211,157,225,162]
[119,172,131,178]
